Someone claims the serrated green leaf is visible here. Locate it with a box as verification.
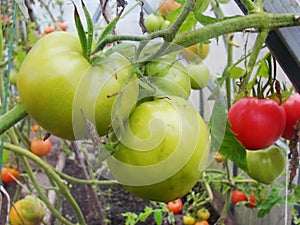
[153,209,163,225]
[258,187,282,217]
[74,3,87,59]
[209,100,248,172]
[229,66,245,79]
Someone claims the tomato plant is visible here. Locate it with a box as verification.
[246,145,286,184]
[282,94,300,140]
[231,190,248,204]
[106,96,210,202]
[9,195,46,225]
[1,167,19,183]
[167,198,183,214]
[30,137,52,157]
[197,208,210,220]
[228,97,286,150]
[186,62,210,90]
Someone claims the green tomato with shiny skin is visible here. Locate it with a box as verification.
[106,96,210,202]
[246,145,286,184]
[145,56,191,99]
[145,13,164,32]
[17,32,138,140]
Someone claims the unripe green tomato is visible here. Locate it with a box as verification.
[17,32,138,140]
[183,214,196,225]
[246,145,286,184]
[106,96,210,202]
[9,195,46,225]
[145,14,164,32]
[161,20,171,29]
[145,56,191,99]
[186,62,210,89]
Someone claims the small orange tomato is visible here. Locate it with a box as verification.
[158,0,181,17]
[1,167,19,183]
[214,152,224,163]
[31,124,39,132]
[44,26,56,34]
[30,137,52,156]
[57,21,67,31]
[194,221,209,225]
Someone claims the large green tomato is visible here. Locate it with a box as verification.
[246,145,286,184]
[17,32,137,140]
[106,96,210,202]
[9,195,46,225]
[145,56,191,99]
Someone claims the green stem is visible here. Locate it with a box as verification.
[240,0,259,13]
[173,13,298,48]
[239,29,269,92]
[0,103,27,136]
[56,170,117,185]
[3,143,87,225]
[98,12,300,56]
[226,34,234,109]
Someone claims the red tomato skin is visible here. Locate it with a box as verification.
[228,97,286,150]
[248,193,256,208]
[1,167,19,183]
[282,94,300,140]
[167,198,183,214]
[231,189,248,204]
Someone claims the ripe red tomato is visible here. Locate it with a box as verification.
[44,26,56,34]
[30,137,52,156]
[1,167,19,183]
[248,193,256,208]
[167,198,183,214]
[231,189,248,204]
[228,97,286,150]
[282,94,300,140]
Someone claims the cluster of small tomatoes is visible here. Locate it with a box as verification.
[44,21,67,34]
[167,198,211,225]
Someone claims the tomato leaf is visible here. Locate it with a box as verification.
[229,66,245,79]
[73,3,87,59]
[97,16,120,45]
[209,99,248,172]
[153,209,163,225]
[257,186,282,217]
[194,12,242,26]
[81,0,93,57]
